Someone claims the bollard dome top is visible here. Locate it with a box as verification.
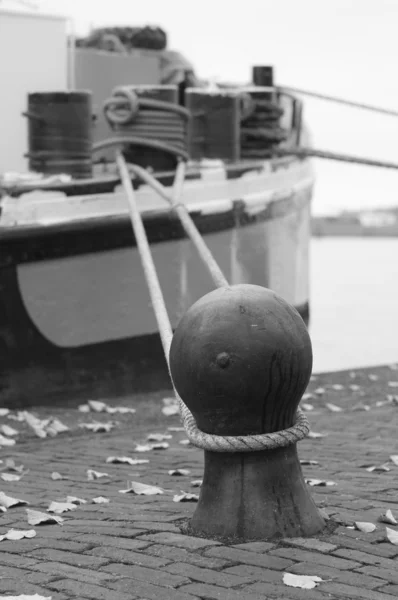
[169,284,312,436]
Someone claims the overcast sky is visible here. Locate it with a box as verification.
[31,0,398,212]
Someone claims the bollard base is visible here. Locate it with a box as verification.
[188,445,325,541]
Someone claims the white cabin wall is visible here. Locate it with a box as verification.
[0,9,68,173]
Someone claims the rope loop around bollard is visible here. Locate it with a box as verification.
[178,400,310,452]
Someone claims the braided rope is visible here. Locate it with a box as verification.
[178,398,309,452]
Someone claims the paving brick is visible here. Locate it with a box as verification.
[91,545,170,568]
[328,534,398,557]
[73,533,151,550]
[109,578,200,599]
[244,581,333,599]
[132,520,179,532]
[0,579,67,599]
[0,538,92,554]
[231,541,276,553]
[332,548,398,569]
[48,578,136,600]
[179,583,269,600]
[145,543,230,569]
[26,548,109,569]
[33,561,117,585]
[0,552,39,568]
[270,547,361,570]
[223,565,282,583]
[137,531,220,549]
[102,562,189,587]
[288,561,387,589]
[355,565,398,585]
[378,585,398,596]
[165,562,254,588]
[205,546,295,570]
[319,582,398,600]
[281,538,338,553]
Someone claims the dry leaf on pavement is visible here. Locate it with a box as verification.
[314,387,325,396]
[0,434,16,447]
[0,529,36,542]
[379,510,397,525]
[26,508,63,526]
[325,403,343,413]
[1,473,23,482]
[106,406,136,415]
[161,398,179,416]
[106,456,149,465]
[301,403,314,411]
[300,460,319,466]
[283,573,323,589]
[366,464,390,473]
[308,431,326,439]
[48,501,77,514]
[388,381,398,387]
[147,433,172,442]
[0,594,52,599]
[349,384,361,391]
[65,496,87,505]
[79,421,115,433]
[0,424,19,436]
[306,479,336,487]
[0,491,28,508]
[386,527,398,545]
[168,427,185,432]
[51,472,68,481]
[354,522,376,533]
[191,480,203,487]
[87,469,109,480]
[169,469,191,476]
[119,481,164,495]
[331,384,344,391]
[92,497,110,504]
[173,492,199,503]
[390,455,398,466]
[3,459,24,473]
[0,408,10,416]
[78,404,90,413]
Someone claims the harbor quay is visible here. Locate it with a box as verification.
[0,363,397,600]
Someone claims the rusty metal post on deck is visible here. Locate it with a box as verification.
[169,284,325,541]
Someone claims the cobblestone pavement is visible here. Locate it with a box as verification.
[0,364,398,599]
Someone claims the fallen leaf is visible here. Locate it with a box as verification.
[173,492,199,502]
[388,381,398,387]
[306,479,336,487]
[0,408,10,416]
[283,573,323,589]
[79,421,115,433]
[119,481,164,495]
[354,521,376,533]
[134,444,152,453]
[366,464,390,473]
[161,397,180,416]
[325,403,343,413]
[300,459,319,466]
[179,440,191,446]
[168,427,185,432]
[151,442,169,450]
[87,469,109,480]
[331,384,344,391]
[0,529,36,541]
[26,508,63,526]
[386,527,398,545]
[190,479,203,487]
[349,384,361,391]
[308,431,326,439]
[301,403,314,411]
[352,403,370,412]
[78,404,90,413]
[3,459,24,473]
[368,374,379,381]
[169,469,190,476]
[45,418,69,436]
[389,363,398,370]
[106,406,136,415]
[0,491,28,508]
[390,455,398,466]
[0,424,18,436]
[51,472,68,481]
[319,508,330,520]
[1,473,23,482]
[314,387,325,396]
[92,496,110,504]
[19,411,47,438]
[0,506,6,513]
[106,456,149,465]
[65,496,87,505]
[147,433,172,442]
[88,400,108,412]
[48,501,77,514]
[386,395,398,405]
[302,393,314,401]
[379,510,397,525]
[0,434,16,447]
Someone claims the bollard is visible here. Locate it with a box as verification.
[169,284,325,541]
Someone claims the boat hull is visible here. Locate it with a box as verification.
[0,158,313,406]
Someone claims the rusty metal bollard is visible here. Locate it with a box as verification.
[169,284,325,540]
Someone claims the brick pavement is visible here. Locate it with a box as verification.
[0,364,397,599]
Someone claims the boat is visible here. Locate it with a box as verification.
[0,9,314,407]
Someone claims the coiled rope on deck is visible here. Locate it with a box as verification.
[113,149,310,452]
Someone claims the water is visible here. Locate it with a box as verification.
[310,237,398,373]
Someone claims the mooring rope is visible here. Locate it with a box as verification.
[278,86,398,118]
[273,146,398,171]
[116,150,309,452]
